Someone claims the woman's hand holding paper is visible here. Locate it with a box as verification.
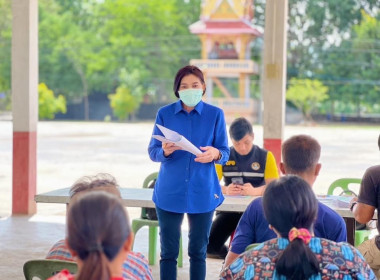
[162,142,181,157]
[195,146,220,163]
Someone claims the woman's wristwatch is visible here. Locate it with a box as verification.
[216,150,222,161]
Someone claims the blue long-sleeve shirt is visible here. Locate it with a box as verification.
[148,100,229,213]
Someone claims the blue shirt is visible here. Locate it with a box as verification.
[231,197,347,254]
[148,100,229,213]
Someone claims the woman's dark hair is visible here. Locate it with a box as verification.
[229,117,253,141]
[67,191,130,280]
[173,65,205,98]
[263,175,320,279]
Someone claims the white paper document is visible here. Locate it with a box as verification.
[317,195,351,208]
[152,124,202,156]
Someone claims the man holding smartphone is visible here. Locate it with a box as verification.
[207,117,279,259]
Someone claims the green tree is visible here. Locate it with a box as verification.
[37,0,202,120]
[288,0,379,78]
[316,40,358,115]
[286,78,329,121]
[0,0,12,95]
[108,69,144,121]
[352,11,380,110]
[318,11,380,116]
[253,0,379,71]
[108,87,138,121]
[92,0,201,101]
[0,91,11,111]
[39,83,67,119]
[39,0,102,120]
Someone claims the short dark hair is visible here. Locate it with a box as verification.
[229,117,253,141]
[173,65,205,98]
[282,135,320,173]
[263,175,317,236]
[69,173,120,199]
[263,175,319,279]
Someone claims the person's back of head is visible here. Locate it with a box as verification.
[69,173,121,200]
[229,117,253,141]
[67,191,131,280]
[282,134,321,176]
[263,175,319,279]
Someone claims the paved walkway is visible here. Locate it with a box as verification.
[0,121,379,279]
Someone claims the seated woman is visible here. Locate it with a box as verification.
[46,174,152,280]
[220,175,376,279]
[48,191,134,280]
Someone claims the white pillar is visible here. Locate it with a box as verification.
[262,0,288,167]
[12,0,38,214]
[206,77,213,102]
[245,75,250,101]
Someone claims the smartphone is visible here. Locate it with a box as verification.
[231,177,244,185]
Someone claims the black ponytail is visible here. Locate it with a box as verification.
[77,251,110,280]
[276,239,319,279]
[263,175,320,279]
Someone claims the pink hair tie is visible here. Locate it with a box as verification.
[288,227,312,245]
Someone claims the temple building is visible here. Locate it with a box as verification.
[189,0,261,122]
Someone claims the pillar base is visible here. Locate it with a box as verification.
[12,131,37,215]
[264,138,282,172]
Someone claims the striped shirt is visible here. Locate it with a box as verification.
[46,239,153,280]
[48,269,124,280]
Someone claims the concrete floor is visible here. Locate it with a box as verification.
[0,120,379,279]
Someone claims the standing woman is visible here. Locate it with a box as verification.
[148,65,229,280]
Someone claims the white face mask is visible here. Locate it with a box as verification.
[178,89,203,107]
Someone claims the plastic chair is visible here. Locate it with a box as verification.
[327,178,371,246]
[131,172,183,267]
[23,259,77,280]
[327,178,362,196]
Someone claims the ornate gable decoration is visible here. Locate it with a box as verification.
[201,0,253,21]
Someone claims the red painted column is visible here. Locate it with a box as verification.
[264,138,282,172]
[12,132,37,214]
[12,0,38,214]
[262,0,288,170]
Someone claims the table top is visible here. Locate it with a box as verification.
[34,187,354,216]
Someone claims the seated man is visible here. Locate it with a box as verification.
[352,134,380,278]
[46,173,153,280]
[223,134,347,268]
[207,117,279,259]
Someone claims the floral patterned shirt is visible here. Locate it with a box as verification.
[220,237,376,280]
